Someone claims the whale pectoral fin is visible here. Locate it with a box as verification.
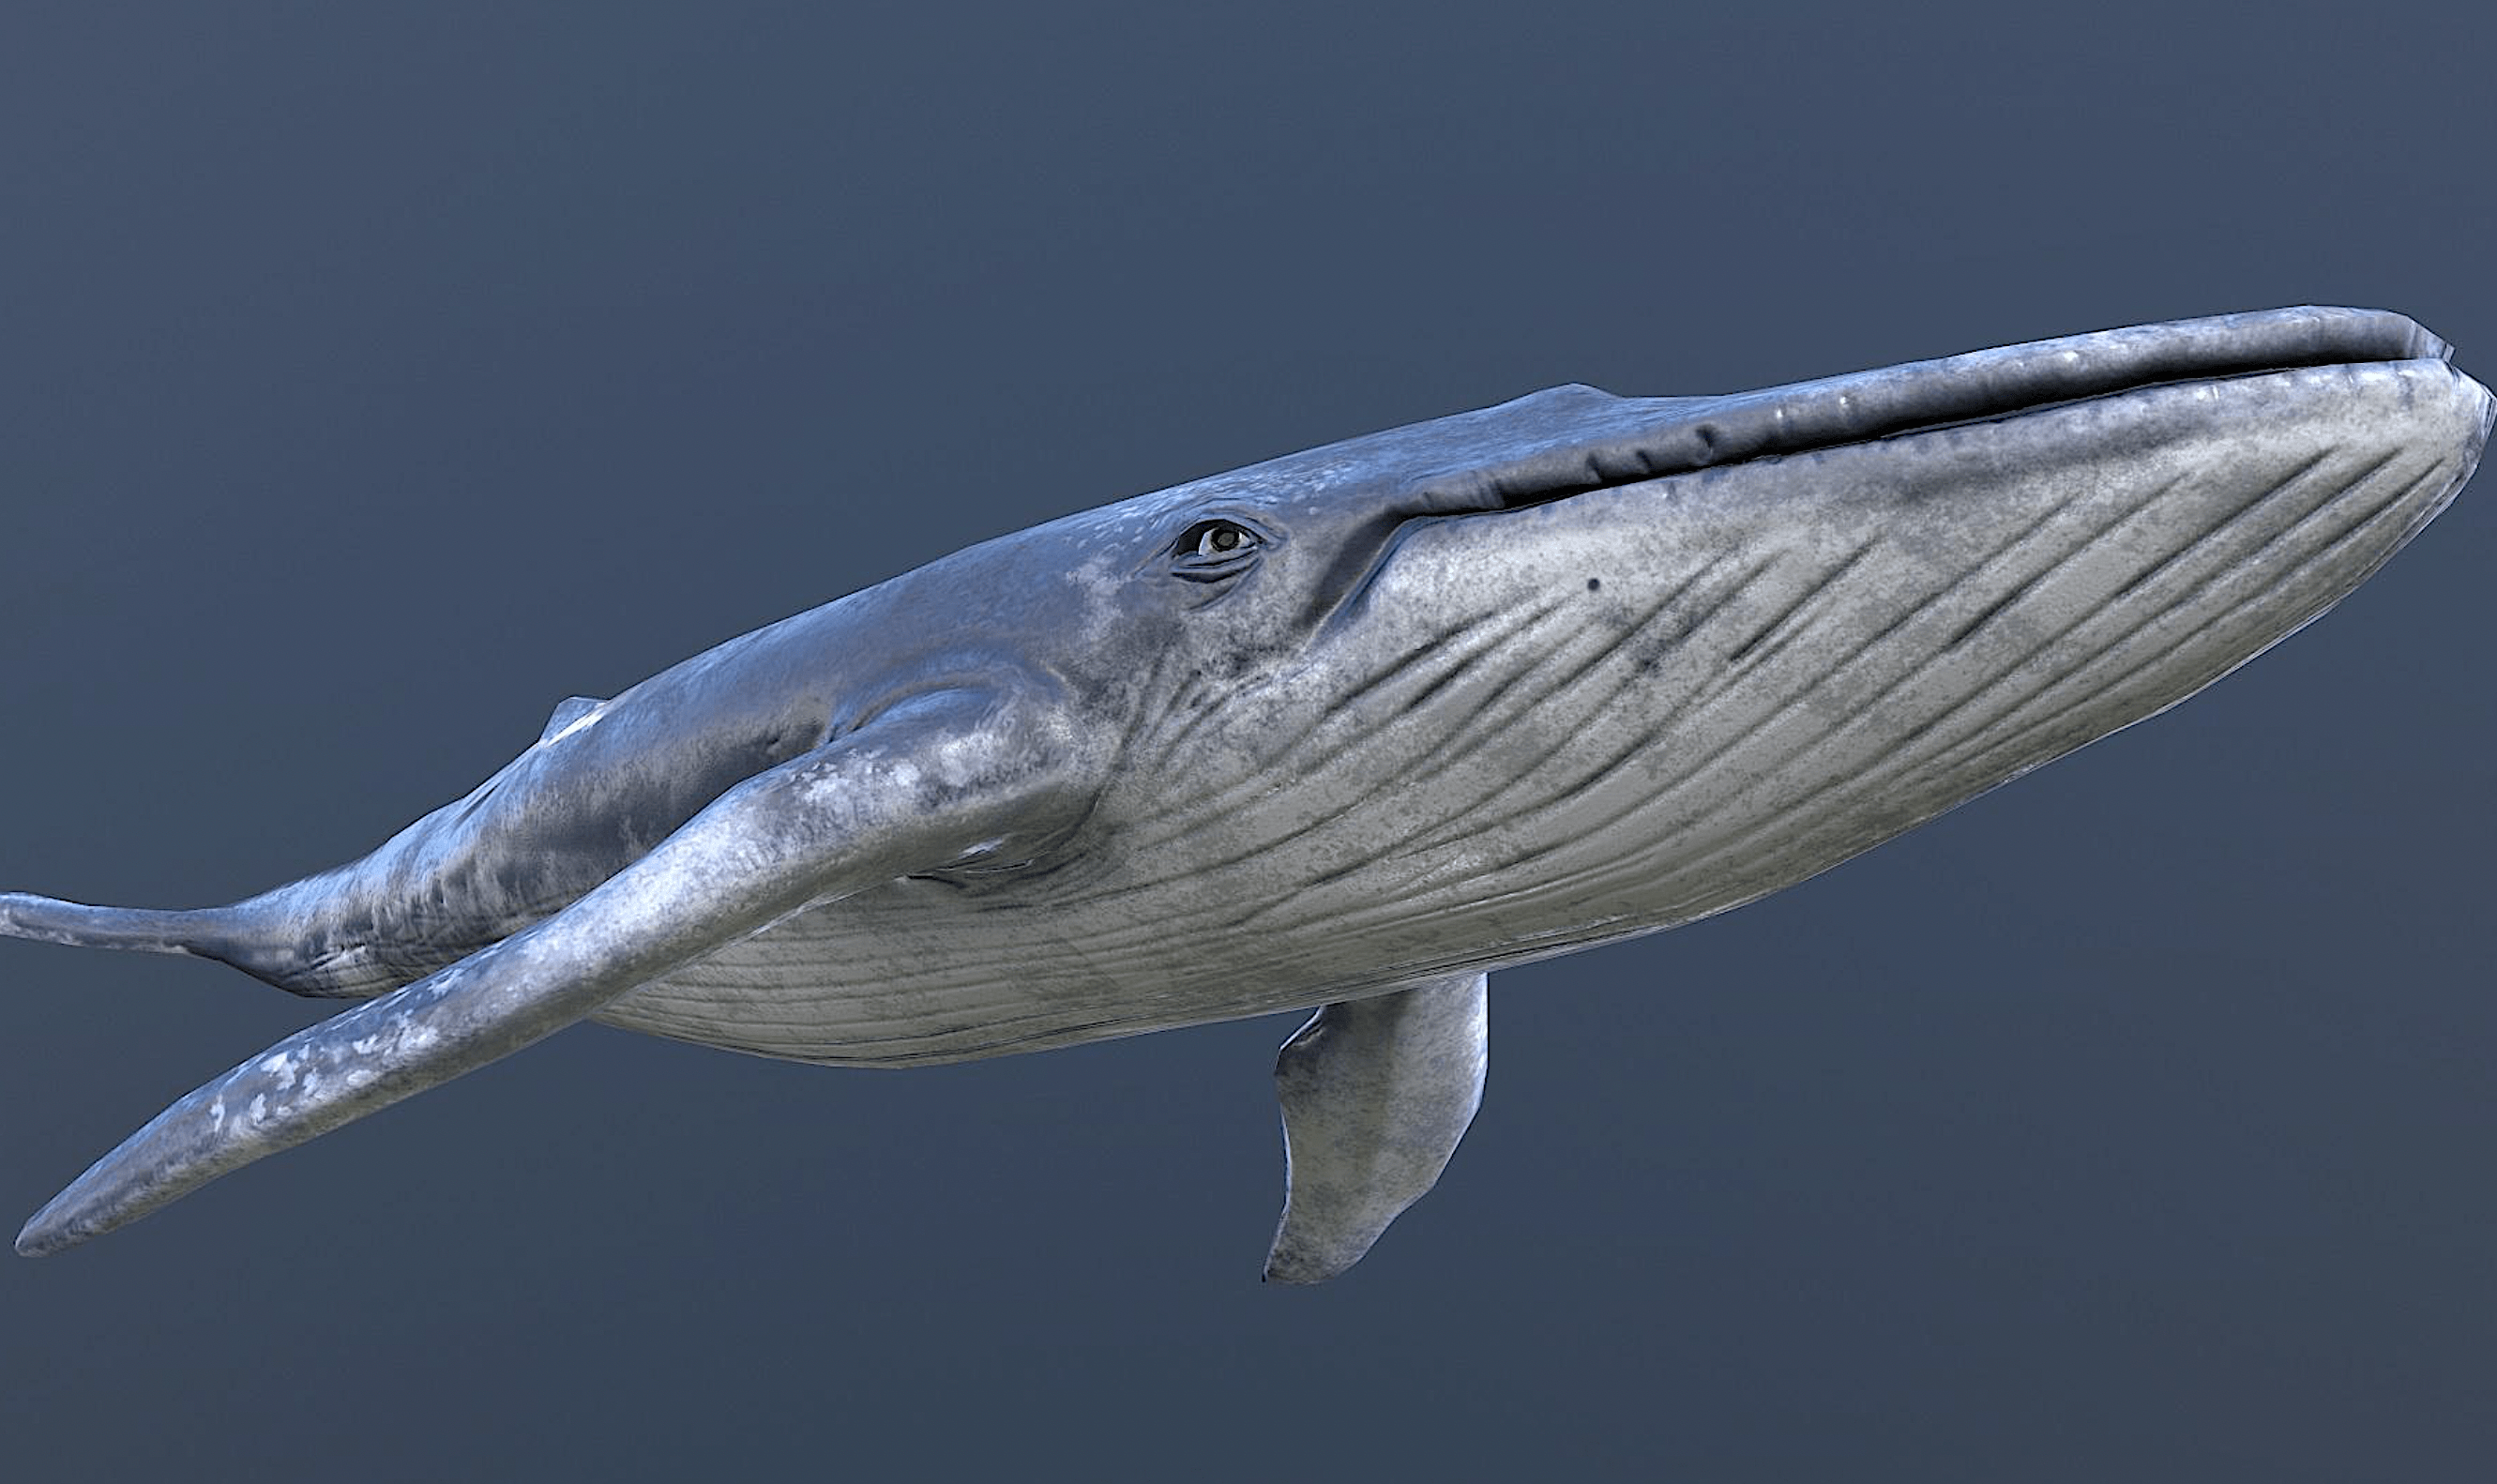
[1264,972,1488,1284]
[16,688,1073,1256]
[537,695,606,743]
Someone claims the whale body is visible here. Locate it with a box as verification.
[4,306,2485,1278]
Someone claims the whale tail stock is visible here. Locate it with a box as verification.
[0,890,300,985]
[1,892,220,956]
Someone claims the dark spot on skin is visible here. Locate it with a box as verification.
[1585,577,1601,591]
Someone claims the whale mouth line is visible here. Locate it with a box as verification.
[1821,364,2334,450]
[1475,367,2343,516]
[1485,359,2449,517]
[1348,356,2460,630]
[1317,310,2472,641]
[1432,308,2455,519]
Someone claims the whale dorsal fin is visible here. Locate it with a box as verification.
[1264,972,1488,1282]
[537,696,606,744]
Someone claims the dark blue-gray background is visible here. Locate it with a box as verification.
[3,4,2489,1478]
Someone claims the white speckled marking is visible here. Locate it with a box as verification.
[542,709,603,746]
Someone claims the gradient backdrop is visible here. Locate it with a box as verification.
[4,4,2490,1479]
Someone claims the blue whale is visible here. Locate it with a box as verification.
[6,306,2485,1279]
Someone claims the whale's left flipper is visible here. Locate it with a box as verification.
[15,688,1072,1256]
[1264,972,1488,1283]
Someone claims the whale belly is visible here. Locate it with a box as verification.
[595,876,1329,1067]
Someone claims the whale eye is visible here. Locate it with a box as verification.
[1170,518,1265,582]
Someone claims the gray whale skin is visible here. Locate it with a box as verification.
[5,307,2486,1280]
